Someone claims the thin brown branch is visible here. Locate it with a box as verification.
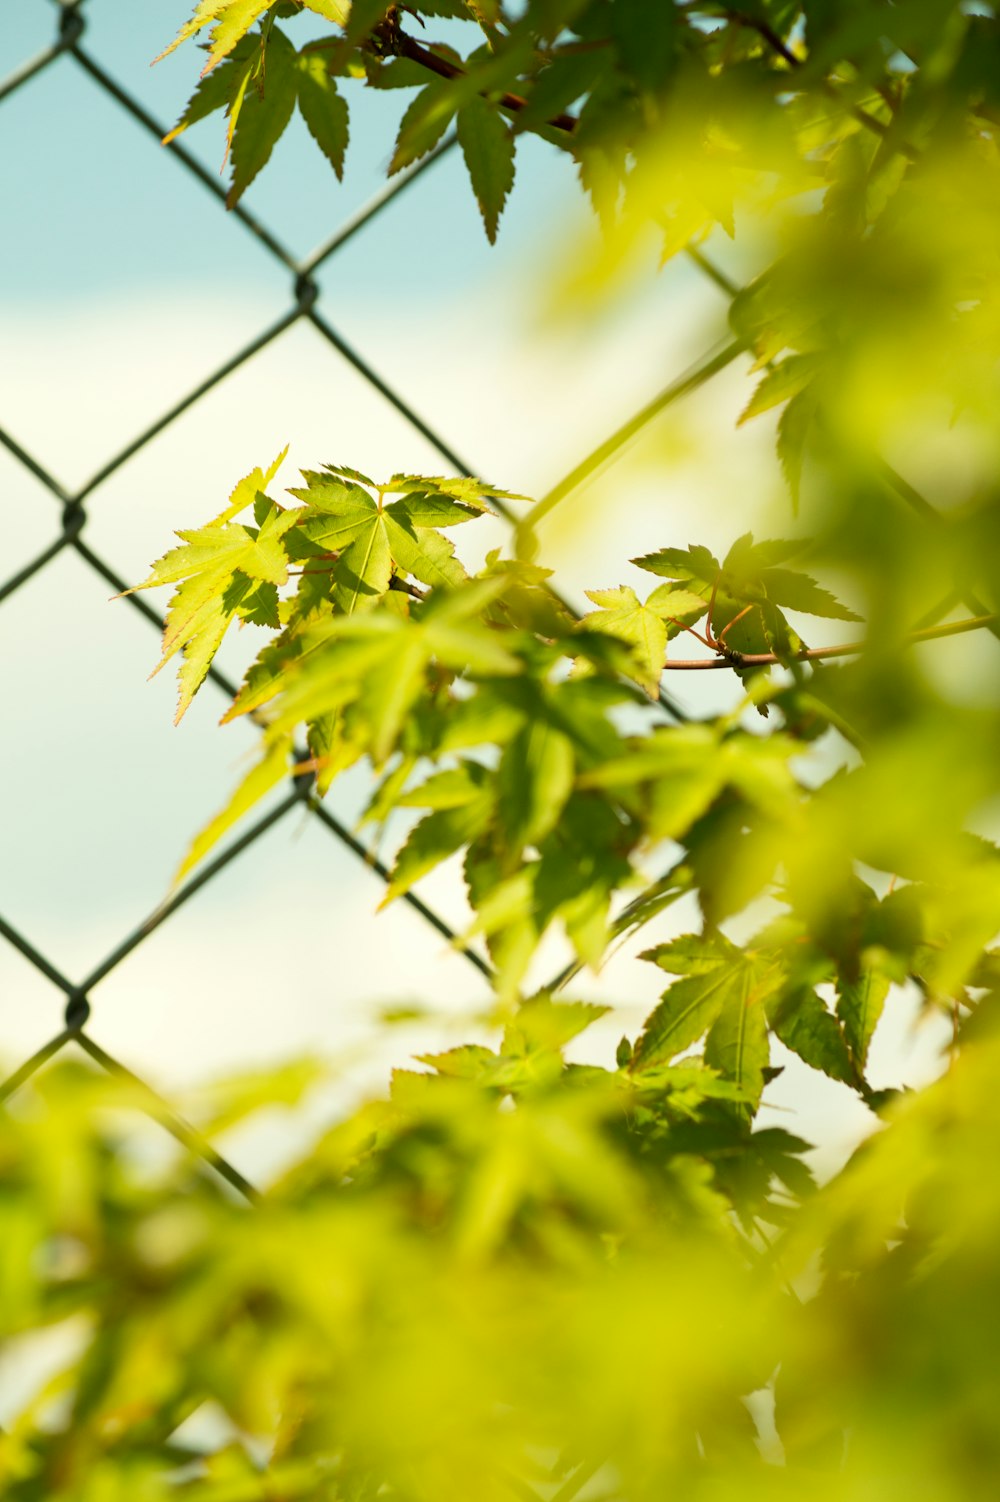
[662,612,1000,670]
[724,8,917,159]
[377,24,578,134]
[725,9,799,71]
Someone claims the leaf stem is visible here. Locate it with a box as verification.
[515,338,747,556]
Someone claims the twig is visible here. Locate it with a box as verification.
[724,7,917,159]
[662,611,999,670]
[374,22,577,133]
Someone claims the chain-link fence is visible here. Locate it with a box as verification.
[6,6,978,1499]
[0,0,722,1206]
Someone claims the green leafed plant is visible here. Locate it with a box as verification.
[7,1,1000,1495]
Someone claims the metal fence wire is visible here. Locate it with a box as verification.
[0,5,719,1209]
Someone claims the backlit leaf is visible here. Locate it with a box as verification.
[738,354,823,425]
[633,961,745,1068]
[296,51,350,177]
[704,967,772,1110]
[498,720,575,850]
[457,95,516,243]
[768,986,855,1084]
[631,544,721,587]
[836,967,891,1074]
[226,25,297,204]
[176,736,292,881]
[390,80,459,174]
[581,586,667,696]
[155,0,273,73]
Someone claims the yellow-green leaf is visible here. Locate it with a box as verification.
[581,586,667,696]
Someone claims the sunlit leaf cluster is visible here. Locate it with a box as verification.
[5,996,1000,1496]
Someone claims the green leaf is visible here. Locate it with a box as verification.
[505,995,609,1053]
[397,765,489,810]
[581,586,667,696]
[320,462,376,487]
[515,50,606,134]
[300,0,349,21]
[631,544,720,587]
[126,492,299,720]
[719,536,860,625]
[612,0,676,93]
[704,968,772,1110]
[309,708,358,796]
[732,536,809,570]
[581,725,726,841]
[836,967,891,1075]
[366,56,436,89]
[213,446,289,524]
[360,633,427,764]
[296,51,350,177]
[456,95,516,243]
[747,1126,816,1200]
[767,987,855,1085]
[415,1044,498,1081]
[384,798,494,903]
[633,963,743,1068]
[388,475,529,507]
[163,37,256,144]
[226,25,298,205]
[342,0,393,45]
[155,0,274,74]
[463,864,536,942]
[360,752,416,827]
[172,593,234,722]
[420,585,522,675]
[169,507,299,591]
[382,510,468,591]
[390,81,459,174]
[644,584,709,625]
[176,736,292,882]
[757,568,861,622]
[438,691,526,751]
[533,794,631,969]
[737,354,823,425]
[292,475,485,601]
[331,510,393,613]
[640,932,742,977]
[498,720,575,850]
[776,387,817,513]
[294,478,379,550]
[387,493,485,527]
[236,579,281,627]
[718,733,800,820]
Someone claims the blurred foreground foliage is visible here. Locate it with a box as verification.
[5,0,1000,1495]
[4,1000,1000,1497]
